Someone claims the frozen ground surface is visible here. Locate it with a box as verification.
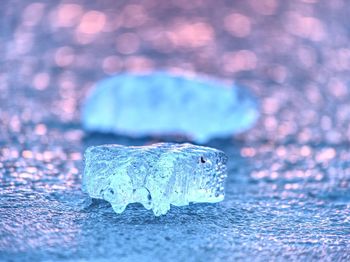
[1,0,350,261]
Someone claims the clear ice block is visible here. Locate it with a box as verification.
[83,143,228,216]
[81,72,259,143]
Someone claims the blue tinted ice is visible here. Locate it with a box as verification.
[82,72,259,143]
[83,143,228,216]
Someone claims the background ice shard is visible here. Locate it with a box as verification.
[82,72,259,143]
[84,143,228,216]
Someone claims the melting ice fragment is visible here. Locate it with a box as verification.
[82,72,259,143]
[83,143,228,216]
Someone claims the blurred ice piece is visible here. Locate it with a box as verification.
[83,143,228,216]
[82,72,259,143]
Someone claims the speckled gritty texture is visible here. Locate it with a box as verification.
[1,0,350,261]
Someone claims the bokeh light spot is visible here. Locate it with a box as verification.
[224,13,251,38]
[116,33,140,54]
[23,3,45,27]
[102,56,123,75]
[223,50,257,73]
[32,73,50,90]
[54,4,83,27]
[172,22,214,48]
[54,46,75,67]
[78,11,106,34]
[121,4,148,28]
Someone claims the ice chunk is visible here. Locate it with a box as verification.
[82,72,259,143]
[83,143,228,216]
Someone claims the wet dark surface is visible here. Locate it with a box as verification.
[1,0,350,261]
